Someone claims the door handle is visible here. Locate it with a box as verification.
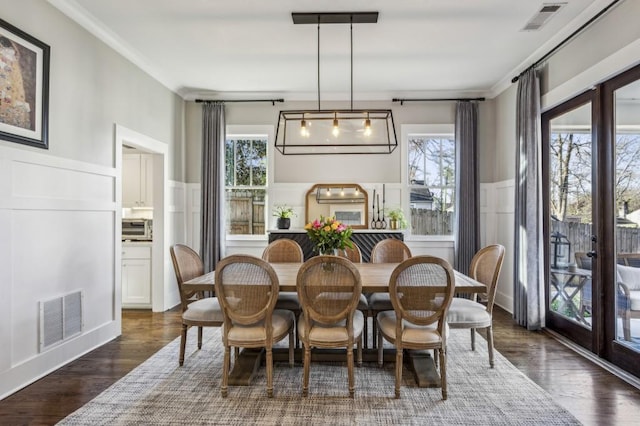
[586,251,597,258]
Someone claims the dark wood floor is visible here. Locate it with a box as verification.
[1,307,639,425]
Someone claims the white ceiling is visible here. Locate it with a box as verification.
[50,0,613,101]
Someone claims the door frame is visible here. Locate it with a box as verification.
[601,64,640,375]
[115,124,169,313]
[542,63,640,378]
[542,88,600,352]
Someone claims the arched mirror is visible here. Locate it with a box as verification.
[305,183,368,229]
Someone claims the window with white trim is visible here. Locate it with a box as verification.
[407,134,455,235]
[224,135,267,235]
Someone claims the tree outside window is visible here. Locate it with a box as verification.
[549,131,640,224]
[408,135,455,235]
[225,137,267,235]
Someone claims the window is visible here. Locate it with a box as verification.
[407,134,455,235]
[225,135,267,235]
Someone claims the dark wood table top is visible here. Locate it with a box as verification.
[184,262,486,294]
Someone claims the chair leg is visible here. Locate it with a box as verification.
[198,326,203,349]
[439,346,447,400]
[294,310,301,348]
[179,324,188,366]
[377,323,384,367]
[470,328,476,351]
[395,346,403,399]
[347,341,355,398]
[357,335,363,367]
[234,347,240,363]
[372,312,378,349]
[362,312,369,349]
[433,349,438,368]
[221,345,230,397]
[288,327,294,367]
[486,325,495,368]
[266,347,273,398]
[302,345,310,397]
[623,311,631,341]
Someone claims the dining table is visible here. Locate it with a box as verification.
[184,261,486,388]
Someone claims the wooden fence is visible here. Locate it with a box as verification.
[552,220,640,256]
[410,209,453,235]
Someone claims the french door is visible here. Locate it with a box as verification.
[543,64,640,377]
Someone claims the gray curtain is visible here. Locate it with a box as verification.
[513,68,545,330]
[454,101,479,276]
[201,102,225,273]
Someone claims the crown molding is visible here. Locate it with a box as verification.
[48,0,181,95]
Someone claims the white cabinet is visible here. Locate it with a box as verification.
[123,154,153,208]
[122,243,152,308]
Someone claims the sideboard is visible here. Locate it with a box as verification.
[267,229,404,263]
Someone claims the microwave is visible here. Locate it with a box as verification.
[122,219,152,241]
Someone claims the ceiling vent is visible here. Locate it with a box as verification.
[521,3,566,31]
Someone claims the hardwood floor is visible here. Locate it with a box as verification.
[1,307,639,425]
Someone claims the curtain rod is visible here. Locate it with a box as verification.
[195,99,284,105]
[392,97,485,105]
[511,0,621,84]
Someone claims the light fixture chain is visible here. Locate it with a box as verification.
[350,19,353,111]
[317,18,321,111]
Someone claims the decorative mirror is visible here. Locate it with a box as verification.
[305,183,368,229]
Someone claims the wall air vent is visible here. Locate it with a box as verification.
[521,3,566,31]
[39,290,83,352]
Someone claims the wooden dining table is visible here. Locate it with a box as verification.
[184,262,486,294]
[184,261,486,388]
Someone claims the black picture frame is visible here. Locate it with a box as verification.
[0,18,50,149]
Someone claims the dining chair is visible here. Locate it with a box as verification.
[262,239,304,310]
[296,255,364,397]
[215,254,295,398]
[446,244,505,368]
[338,242,371,348]
[368,239,412,347]
[377,255,455,399]
[262,238,304,346]
[169,244,224,366]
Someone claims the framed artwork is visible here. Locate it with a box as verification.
[0,18,50,149]
[330,206,365,227]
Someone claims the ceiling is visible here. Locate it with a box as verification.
[50,0,613,101]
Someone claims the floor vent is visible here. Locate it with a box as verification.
[39,290,83,352]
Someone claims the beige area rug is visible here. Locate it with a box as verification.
[58,327,581,425]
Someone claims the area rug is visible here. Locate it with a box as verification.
[58,328,581,425]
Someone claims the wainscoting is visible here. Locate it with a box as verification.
[0,143,120,399]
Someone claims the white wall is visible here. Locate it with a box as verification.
[0,1,184,399]
[184,100,484,262]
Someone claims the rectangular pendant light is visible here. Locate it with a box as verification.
[275,11,398,155]
[275,109,397,155]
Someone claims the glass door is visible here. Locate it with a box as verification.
[607,67,640,376]
[543,91,596,350]
[543,63,640,377]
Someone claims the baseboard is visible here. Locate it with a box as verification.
[544,328,640,391]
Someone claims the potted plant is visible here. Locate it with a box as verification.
[273,205,296,229]
[387,207,408,230]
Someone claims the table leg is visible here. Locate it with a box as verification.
[228,348,264,386]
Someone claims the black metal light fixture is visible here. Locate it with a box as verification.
[275,12,398,155]
[550,231,571,269]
